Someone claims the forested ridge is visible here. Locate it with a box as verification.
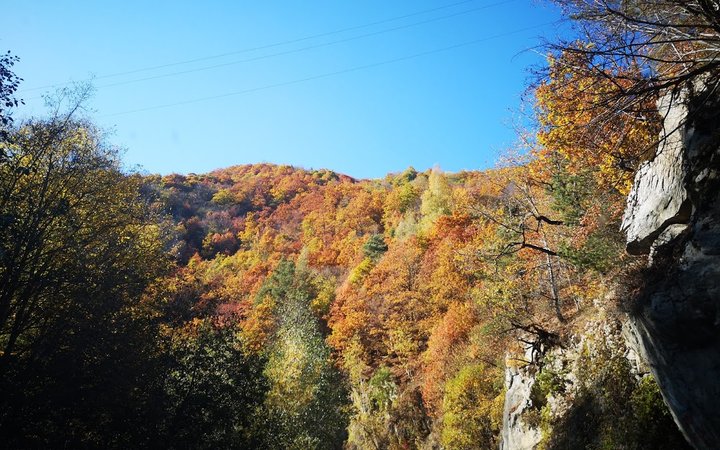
[4,0,720,448]
[0,150,687,448]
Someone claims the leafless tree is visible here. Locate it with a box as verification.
[546,0,720,113]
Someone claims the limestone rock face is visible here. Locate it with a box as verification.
[623,83,720,450]
[500,363,541,450]
[622,91,691,255]
[498,321,645,450]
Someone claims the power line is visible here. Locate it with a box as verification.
[20,0,518,93]
[100,21,555,118]
[87,0,517,92]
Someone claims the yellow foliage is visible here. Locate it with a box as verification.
[441,364,504,449]
[534,50,660,195]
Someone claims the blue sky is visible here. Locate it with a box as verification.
[5,0,566,179]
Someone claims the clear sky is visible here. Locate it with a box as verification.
[5,0,566,179]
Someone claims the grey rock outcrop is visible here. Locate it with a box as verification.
[622,90,691,255]
[499,319,649,450]
[622,82,720,450]
[500,361,542,450]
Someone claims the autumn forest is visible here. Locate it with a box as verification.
[4,1,720,449]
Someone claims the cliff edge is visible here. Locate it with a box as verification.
[622,82,720,450]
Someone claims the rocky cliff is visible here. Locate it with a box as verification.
[498,314,686,450]
[499,84,720,450]
[500,350,542,450]
[621,82,720,450]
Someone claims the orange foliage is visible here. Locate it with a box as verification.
[152,160,630,445]
[421,302,478,416]
[533,50,660,194]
